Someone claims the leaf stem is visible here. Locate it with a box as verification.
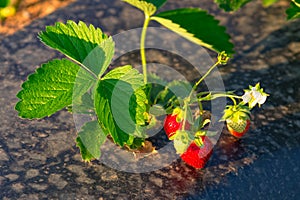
[181,52,228,131]
[193,61,221,91]
[140,15,150,84]
[198,93,242,105]
[181,98,189,130]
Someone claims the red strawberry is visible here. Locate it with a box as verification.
[164,114,190,139]
[227,119,250,138]
[180,136,213,169]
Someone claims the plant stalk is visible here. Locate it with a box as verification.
[140,15,150,84]
[193,61,221,90]
[181,59,222,131]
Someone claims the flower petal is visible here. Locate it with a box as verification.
[258,95,267,105]
[242,92,251,103]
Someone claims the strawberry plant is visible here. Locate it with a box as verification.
[15,0,268,169]
[214,0,300,20]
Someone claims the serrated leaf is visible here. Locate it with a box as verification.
[38,20,114,78]
[71,92,95,114]
[167,80,192,99]
[76,137,94,162]
[122,0,157,16]
[149,104,165,116]
[156,80,192,108]
[76,121,107,162]
[174,130,194,154]
[144,0,167,9]
[286,0,300,20]
[15,59,94,119]
[262,0,278,7]
[146,73,168,105]
[152,8,234,55]
[214,0,251,12]
[94,65,147,147]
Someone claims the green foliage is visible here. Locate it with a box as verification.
[146,76,192,113]
[15,59,94,119]
[144,0,167,9]
[94,65,147,147]
[262,0,279,7]
[286,0,300,20]
[215,0,279,12]
[214,0,251,12]
[152,8,234,56]
[13,0,272,167]
[122,0,157,16]
[221,104,250,121]
[173,130,194,154]
[38,20,114,78]
[0,0,10,8]
[76,120,107,162]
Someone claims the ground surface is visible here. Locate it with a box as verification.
[1,0,300,199]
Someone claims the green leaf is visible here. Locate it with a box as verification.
[15,59,94,119]
[94,65,147,147]
[144,0,167,9]
[76,137,94,162]
[214,0,251,12]
[76,121,107,162]
[152,8,234,55]
[71,92,95,114]
[286,0,300,20]
[122,0,157,16]
[38,20,114,78]
[146,73,167,105]
[262,0,278,7]
[149,104,166,116]
[0,0,10,8]
[173,130,194,154]
[156,80,192,109]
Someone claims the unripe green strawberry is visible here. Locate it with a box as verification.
[222,104,251,138]
[226,119,250,138]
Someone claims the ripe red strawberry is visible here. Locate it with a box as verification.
[226,119,250,138]
[164,114,190,139]
[180,136,213,169]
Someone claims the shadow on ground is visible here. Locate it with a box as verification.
[0,0,299,199]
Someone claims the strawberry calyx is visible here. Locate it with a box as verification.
[221,104,251,137]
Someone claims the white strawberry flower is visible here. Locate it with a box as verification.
[242,83,268,108]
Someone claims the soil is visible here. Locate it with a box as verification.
[1,0,300,199]
[0,0,74,35]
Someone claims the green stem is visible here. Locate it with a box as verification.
[181,59,222,130]
[198,93,242,105]
[140,15,150,84]
[197,99,204,115]
[181,98,189,130]
[193,61,221,90]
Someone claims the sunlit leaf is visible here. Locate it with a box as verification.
[15,59,94,119]
[152,8,234,55]
[286,0,300,20]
